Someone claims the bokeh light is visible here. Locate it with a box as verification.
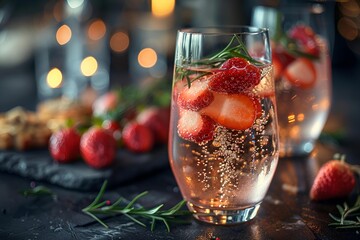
[337,17,358,41]
[66,0,84,9]
[151,0,175,17]
[88,19,106,41]
[56,24,72,45]
[138,48,157,68]
[339,0,360,18]
[46,68,63,88]
[81,56,98,76]
[110,31,130,53]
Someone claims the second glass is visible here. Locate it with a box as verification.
[168,27,279,224]
[252,4,332,157]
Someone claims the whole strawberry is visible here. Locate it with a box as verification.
[49,127,81,163]
[102,119,122,141]
[136,107,170,144]
[122,122,154,153]
[310,158,356,201]
[92,91,118,116]
[80,127,117,169]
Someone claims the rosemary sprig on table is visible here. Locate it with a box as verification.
[21,185,55,197]
[82,181,191,232]
[329,195,360,229]
[176,34,261,87]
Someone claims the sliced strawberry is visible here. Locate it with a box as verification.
[201,93,256,130]
[220,57,248,69]
[177,78,214,111]
[283,58,316,89]
[209,64,261,94]
[288,24,319,57]
[272,48,296,80]
[177,109,216,143]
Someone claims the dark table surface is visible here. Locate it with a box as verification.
[0,143,359,240]
[1,59,360,239]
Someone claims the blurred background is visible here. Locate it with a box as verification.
[0,0,359,150]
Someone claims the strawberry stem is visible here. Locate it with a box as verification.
[333,153,360,176]
[349,165,360,176]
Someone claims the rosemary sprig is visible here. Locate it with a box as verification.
[176,34,261,87]
[21,185,55,197]
[82,180,191,232]
[329,195,360,229]
[278,35,319,60]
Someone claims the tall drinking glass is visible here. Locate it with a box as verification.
[168,27,279,224]
[252,4,332,157]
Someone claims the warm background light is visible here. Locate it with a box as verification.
[336,0,360,55]
[53,1,64,22]
[46,68,63,88]
[81,56,98,76]
[88,19,106,41]
[56,24,72,45]
[110,32,130,53]
[337,17,358,41]
[151,0,175,17]
[339,0,360,18]
[138,48,157,68]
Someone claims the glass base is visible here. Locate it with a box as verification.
[279,140,315,158]
[187,202,261,225]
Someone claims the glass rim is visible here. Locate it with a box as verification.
[178,26,269,36]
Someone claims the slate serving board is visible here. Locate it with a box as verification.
[0,147,169,191]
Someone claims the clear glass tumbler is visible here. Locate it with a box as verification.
[168,27,279,224]
[252,4,332,157]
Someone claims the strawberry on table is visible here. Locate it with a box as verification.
[49,127,81,163]
[201,93,256,131]
[283,57,316,89]
[177,109,216,144]
[209,58,261,94]
[310,157,357,201]
[80,127,117,169]
[122,122,154,153]
[137,107,170,144]
[102,119,122,141]
[92,91,118,116]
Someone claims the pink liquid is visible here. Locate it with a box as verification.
[275,38,331,157]
[169,65,279,210]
